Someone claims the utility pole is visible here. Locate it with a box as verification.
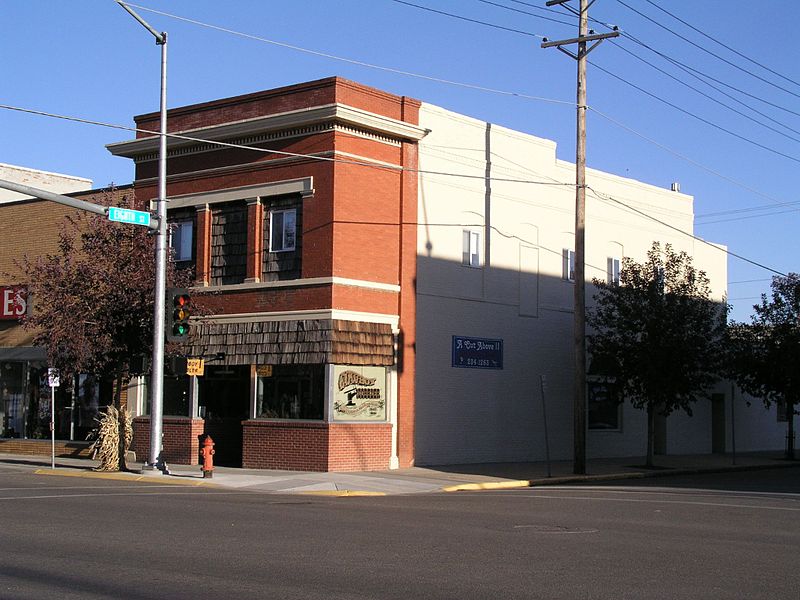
[542,0,618,474]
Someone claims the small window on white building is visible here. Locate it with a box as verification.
[169,220,194,263]
[270,209,297,252]
[462,230,480,267]
[562,249,575,281]
[607,257,620,285]
[588,381,621,430]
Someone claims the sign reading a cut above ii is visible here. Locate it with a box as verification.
[452,336,503,370]
[332,366,386,421]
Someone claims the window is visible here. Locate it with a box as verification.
[588,381,621,430]
[269,209,297,252]
[777,398,788,423]
[562,249,575,281]
[462,230,480,267]
[169,220,194,263]
[256,364,324,420]
[607,257,620,285]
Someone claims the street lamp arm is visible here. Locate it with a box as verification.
[115,1,165,44]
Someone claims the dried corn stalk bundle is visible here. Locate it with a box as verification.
[89,406,133,471]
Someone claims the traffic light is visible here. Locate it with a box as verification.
[166,287,191,342]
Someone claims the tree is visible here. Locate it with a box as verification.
[727,274,800,460]
[587,242,727,467]
[16,189,192,469]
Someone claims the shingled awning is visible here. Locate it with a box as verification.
[188,319,394,366]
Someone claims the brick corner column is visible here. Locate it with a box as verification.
[195,204,212,286]
[245,198,263,283]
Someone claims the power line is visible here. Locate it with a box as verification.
[609,40,800,143]
[615,0,800,101]
[120,3,572,107]
[588,107,798,215]
[587,186,787,277]
[473,0,574,27]
[589,60,800,166]
[641,1,799,89]
[388,0,544,38]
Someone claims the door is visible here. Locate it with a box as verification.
[198,365,250,467]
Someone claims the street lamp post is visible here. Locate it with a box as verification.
[115,1,168,472]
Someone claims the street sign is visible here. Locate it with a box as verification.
[186,358,205,377]
[47,368,60,388]
[108,206,152,227]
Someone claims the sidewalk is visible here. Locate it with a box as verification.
[3,451,797,496]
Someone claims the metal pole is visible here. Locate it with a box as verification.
[148,33,168,472]
[50,384,55,469]
[730,381,737,465]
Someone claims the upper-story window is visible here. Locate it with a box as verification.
[263,195,302,281]
[607,257,620,286]
[211,202,247,286]
[562,248,575,281]
[269,209,297,252]
[169,219,194,263]
[462,230,481,268]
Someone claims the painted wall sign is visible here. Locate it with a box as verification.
[332,366,387,421]
[452,336,503,369]
[0,286,27,320]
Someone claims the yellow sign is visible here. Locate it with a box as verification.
[256,365,273,377]
[186,358,205,376]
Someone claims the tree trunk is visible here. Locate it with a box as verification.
[646,403,655,468]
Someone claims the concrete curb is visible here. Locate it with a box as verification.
[442,461,800,492]
[35,468,219,488]
[299,490,387,497]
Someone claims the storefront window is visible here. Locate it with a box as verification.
[142,374,191,417]
[0,361,26,438]
[256,364,323,420]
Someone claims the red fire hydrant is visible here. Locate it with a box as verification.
[200,435,215,478]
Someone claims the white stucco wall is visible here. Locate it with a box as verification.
[413,103,747,465]
[0,163,92,204]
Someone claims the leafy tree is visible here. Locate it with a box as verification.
[587,242,727,467]
[727,274,800,460]
[16,189,192,469]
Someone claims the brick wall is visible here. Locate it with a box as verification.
[132,417,205,465]
[242,420,392,472]
[0,439,92,458]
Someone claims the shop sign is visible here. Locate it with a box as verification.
[452,336,503,370]
[256,365,273,377]
[0,286,27,320]
[332,366,386,421]
[186,358,205,377]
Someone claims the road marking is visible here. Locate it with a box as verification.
[484,491,800,512]
[0,490,246,501]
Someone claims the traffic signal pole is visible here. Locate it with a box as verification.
[116,1,169,472]
[542,0,618,475]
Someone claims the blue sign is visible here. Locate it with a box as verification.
[108,207,151,227]
[452,336,503,370]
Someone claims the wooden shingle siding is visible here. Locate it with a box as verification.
[190,319,394,366]
[262,194,302,281]
[210,202,247,286]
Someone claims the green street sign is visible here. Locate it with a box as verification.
[108,207,152,227]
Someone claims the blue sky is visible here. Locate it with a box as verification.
[2,0,797,321]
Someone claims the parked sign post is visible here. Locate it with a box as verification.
[47,368,60,469]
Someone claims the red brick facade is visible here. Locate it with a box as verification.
[242,420,392,472]
[108,77,424,472]
[132,417,205,466]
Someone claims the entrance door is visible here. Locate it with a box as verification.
[198,365,250,467]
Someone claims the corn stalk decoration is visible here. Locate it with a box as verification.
[89,406,133,471]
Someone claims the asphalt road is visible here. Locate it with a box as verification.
[0,465,798,599]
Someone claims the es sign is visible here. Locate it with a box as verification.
[0,286,27,320]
